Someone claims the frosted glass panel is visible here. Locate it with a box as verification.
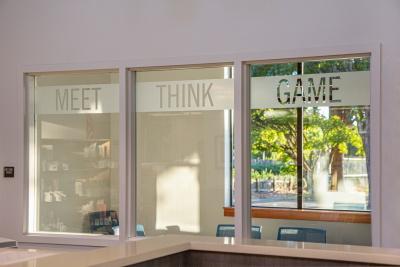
[29,71,120,235]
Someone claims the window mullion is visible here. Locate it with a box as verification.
[234,62,251,241]
[127,70,136,238]
[297,107,303,210]
[297,62,304,210]
[119,67,129,241]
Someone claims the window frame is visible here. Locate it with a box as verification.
[20,44,381,247]
[233,49,381,245]
[230,57,373,213]
[22,66,126,246]
[127,63,235,238]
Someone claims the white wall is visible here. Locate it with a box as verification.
[0,0,399,248]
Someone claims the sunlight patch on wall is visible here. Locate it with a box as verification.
[156,166,200,233]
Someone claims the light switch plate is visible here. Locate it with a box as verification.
[3,166,14,178]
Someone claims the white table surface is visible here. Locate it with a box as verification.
[2,235,400,267]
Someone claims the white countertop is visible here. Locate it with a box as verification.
[2,235,400,266]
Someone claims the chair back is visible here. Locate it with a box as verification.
[277,227,326,243]
[216,224,262,239]
[251,225,262,239]
[136,224,146,236]
[216,224,235,237]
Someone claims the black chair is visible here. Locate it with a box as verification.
[216,224,262,239]
[277,227,326,243]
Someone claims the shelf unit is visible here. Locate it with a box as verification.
[36,114,119,234]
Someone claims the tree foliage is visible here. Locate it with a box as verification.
[251,108,365,174]
[250,57,370,196]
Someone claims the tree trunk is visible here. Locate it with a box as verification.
[330,147,343,191]
[358,109,370,209]
[329,109,348,191]
[272,178,275,192]
[255,178,259,193]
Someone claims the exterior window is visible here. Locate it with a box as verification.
[248,57,371,211]
[135,66,234,236]
[27,71,120,235]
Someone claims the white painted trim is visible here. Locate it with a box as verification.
[127,70,137,238]
[21,62,121,74]
[21,66,124,247]
[369,44,382,247]
[24,75,36,234]
[233,62,252,241]
[118,67,128,242]
[22,74,33,236]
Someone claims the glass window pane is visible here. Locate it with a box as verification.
[302,106,370,210]
[249,57,371,245]
[135,66,234,237]
[28,71,120,235]
[250,108,298,208]
[250,63,299,209]
[302,57,370,211]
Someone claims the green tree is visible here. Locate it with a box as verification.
[250,57,370,204]
[251,108,365,196]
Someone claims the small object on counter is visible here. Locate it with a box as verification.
[0,237,17,248]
